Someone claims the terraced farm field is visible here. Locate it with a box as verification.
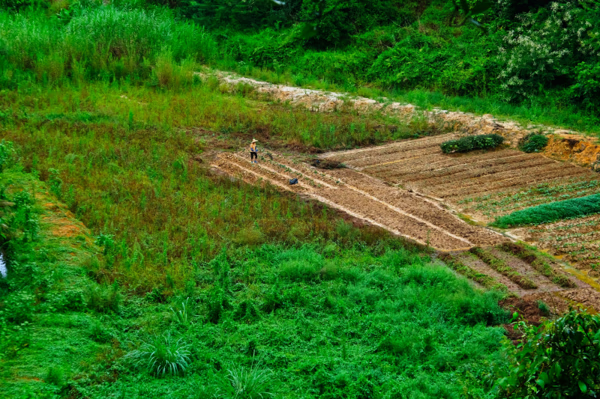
[322,134,598,209]
[321,133,600,287]
[212,150,506,251]
[212,132,600,310]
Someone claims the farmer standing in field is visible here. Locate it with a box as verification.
[250,138,258,164]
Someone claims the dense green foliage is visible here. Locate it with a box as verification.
[0,4,216,87]
[492,194,600,228]
[2,0,600,133]
[518,133,549,153]
[183,0,600,131]
[441,134,504,153]
[496,311,600,398]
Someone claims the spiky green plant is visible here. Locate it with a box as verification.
[128,334,191,377]
[217,363,274,399]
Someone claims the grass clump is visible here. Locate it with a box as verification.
[469,247,538,290]
[127,333,191,377]
[440,134,504,154]
[492,194,600,228]
[500,243,575,288]
[216,364,274,399]
[519,133,549,153]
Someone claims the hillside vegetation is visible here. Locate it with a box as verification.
[1,0,600,133]
[1,1,599,398]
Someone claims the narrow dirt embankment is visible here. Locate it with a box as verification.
[200,69,600,170]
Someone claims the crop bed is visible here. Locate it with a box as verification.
[321,133,600,288]
[514,215,600,276]
[213,151,507,251]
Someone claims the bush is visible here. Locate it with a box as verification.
[496,310,600,397]
[519,133,549,153]
[440,134,504,154]
[492,194,600,228]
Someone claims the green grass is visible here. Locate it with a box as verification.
[492,194,600,228]
[0,163,510,397]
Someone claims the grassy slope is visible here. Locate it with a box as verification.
[1,80,509,397]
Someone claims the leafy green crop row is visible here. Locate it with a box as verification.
[441,134,504,154]
[492,194,600,228]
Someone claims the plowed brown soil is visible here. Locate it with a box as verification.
[212,150,506,251]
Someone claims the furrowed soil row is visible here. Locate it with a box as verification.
[371,151,532,181]
[454,252,523,294]
[325,169,505,246]
[321,134,458,162]
[348,146,444,170]
[402,157,555,187]
[438,166,590,200]
[424,162,573,196]
[213,150,505,251]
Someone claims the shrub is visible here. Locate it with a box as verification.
[492,194,600,228]
[519,133,549,153]
[45,366,65,386]
[496,310,600,397]
[127,334,191,377]
[440,134,504,154]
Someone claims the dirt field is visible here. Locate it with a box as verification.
[212,135,600,309]
[212,150,506,251]
[322,134,598,208]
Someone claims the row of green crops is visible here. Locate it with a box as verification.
[492,194,600,228]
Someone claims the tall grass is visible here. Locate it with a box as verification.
[0,5,216,86]
[0,82,422,292]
